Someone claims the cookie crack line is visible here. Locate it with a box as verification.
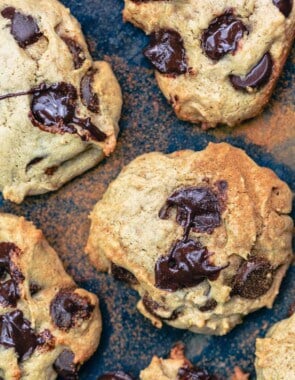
[0,83,107,142]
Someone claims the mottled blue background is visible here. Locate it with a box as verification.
[0,1,294,379]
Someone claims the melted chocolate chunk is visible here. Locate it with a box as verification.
[1,7,43,48]
[231,257,273,299]
[155,239,226,292]
[61,37,86,69]
[201,10,247,60]
[98,372,135,380]
[53,350,78,380]
[178,365,218,380]
[273,0,293,17]
[0,243,24,307]
[30,82,107,141]
[144,29,187,75]
[50,289,94,330]
[198,299,217,312]
[159,187,222,236]
[0,310,43,361]
[111,264,138,285]
[230,52,273,90]
[80,69,100,113]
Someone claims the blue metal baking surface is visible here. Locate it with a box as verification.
[0,0,294,378]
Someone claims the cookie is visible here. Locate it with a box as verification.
[86,142,293,335]
[255,313,295,379]
[0,0,122,203]
[123,0,295,128]
[0,213,101,379]
[140,343,219,380]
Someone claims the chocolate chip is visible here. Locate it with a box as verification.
[111,264,138,285]
[231,257,273,299]
[80,69,100,113]
[0,310,43,361]
[98,372,135,380]
[0,243,24,307]
[30,82,77,133]
[29,282,42,296]
[53,350,78,380]
[142,294,180,320]
[0,280,19,307]
[50,289,94,330]
[1,7,43,48]
[230,52,273,90]
[144,29,187,75]
[44,166,58,176]
[273,0,293,17]
[30,82,107,142]
[198,299,217,312]
[178,365,218,380]
[159,187,223,236]
[201,10,247,60]
[61,37,86,69]
[155,239,226,292]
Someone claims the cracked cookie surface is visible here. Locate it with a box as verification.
[123,0,295,128]
[255,313,295,380]
[0,0,122,203]
[0,213,101,380]
[86,142,293,335]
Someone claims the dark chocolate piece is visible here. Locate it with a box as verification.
[1,7,43,48]
[159,187,222,236]
[0,242,24,307]
[201,10,247,60]
[29,282,42,296]
[30,82,107,141]
[50,289,94,330]
[198,299,217,312]
[144,29,187,75]
[80,69,100,113]
[231,257,273,299]
[273,0,293,17]
[44,166,58,176]
[61,37,86,69]
[98,372,135,380]
[0,310,43,361]
[178,365,218,380]
[143,294,179,320]
[230,52,273,90]
[111,264,138,285]
[155,239,226,292]
[53,350,78,380]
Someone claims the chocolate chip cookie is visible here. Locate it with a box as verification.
[86,142,293,335]
[0,0,122,203]
[0,213,101,379]
[123,0,295,128]
[255,313,295,379]
[140,343,219,380]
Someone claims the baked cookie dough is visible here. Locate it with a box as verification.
[0,0,122,203]
[0,213,101,379]
[123,0,295,128]
[140,343,219,380]
[86,142,293,335]
[255,313,295,379]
